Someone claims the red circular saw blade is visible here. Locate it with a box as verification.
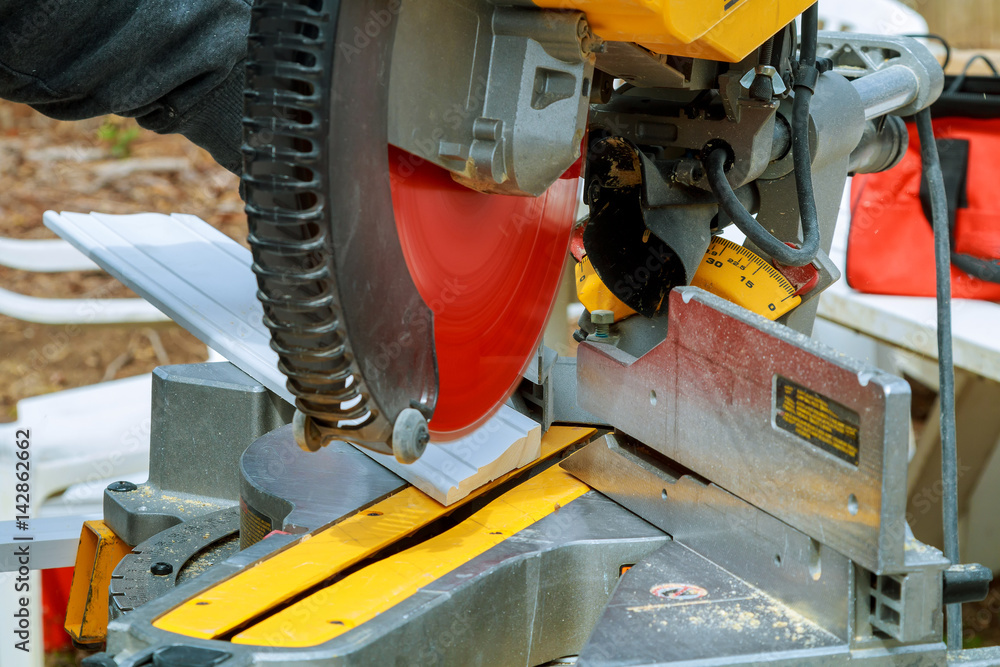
[389,147,578,440]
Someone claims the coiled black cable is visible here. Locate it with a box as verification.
[705,148,818,266]
[704,3,821,267]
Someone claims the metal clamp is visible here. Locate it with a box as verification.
[816,32,944,118]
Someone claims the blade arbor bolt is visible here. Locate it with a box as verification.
[591,310,614,339]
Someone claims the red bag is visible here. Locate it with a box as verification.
[848,116,1000,300]
[41,567,74,653]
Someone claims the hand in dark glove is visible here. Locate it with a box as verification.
[0,0,250,174]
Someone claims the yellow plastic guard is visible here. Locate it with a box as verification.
[153,426,595,641]
[532,0,815,62]
[232,466,588,647]
[690,236,801,319]
[64,521,131,646]
[575,255,637,321]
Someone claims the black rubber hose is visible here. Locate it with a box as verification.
[790,2,820,256]
[704,3,821,267]
[704,149,813,265]
[798,2,819,68]
[951,253,1000,283]
[705,135,819,265]
[947,53,1000,93]
[916,107,962,649]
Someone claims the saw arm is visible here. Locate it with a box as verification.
[243,0,941,465]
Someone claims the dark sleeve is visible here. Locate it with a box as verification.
[0,0,251,174]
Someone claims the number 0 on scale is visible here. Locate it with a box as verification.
[690,237,802,320]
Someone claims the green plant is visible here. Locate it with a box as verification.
[97,119,140,158]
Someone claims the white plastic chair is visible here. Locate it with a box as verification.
[0,375,153,667]
[0,236,169,324]
[817,0,929,36]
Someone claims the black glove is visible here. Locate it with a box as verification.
[0,0,250,174]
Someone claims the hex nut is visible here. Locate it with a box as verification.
[591,310,615,325]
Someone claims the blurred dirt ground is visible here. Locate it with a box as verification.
[0,101,248,423]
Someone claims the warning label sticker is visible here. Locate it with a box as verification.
[774,376,860,466]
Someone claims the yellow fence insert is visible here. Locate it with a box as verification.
[154,426,595,641]
[233,466,589,647]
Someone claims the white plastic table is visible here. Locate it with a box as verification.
[819,197,1000,384]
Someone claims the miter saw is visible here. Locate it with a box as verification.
[63,1,1000,665]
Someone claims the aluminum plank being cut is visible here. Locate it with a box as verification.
[44,211,288,401]
[43,210,540,505]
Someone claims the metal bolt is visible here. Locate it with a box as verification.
[591,310,614,338]
[577,18,603,54]
[150,562,173,576]
[107,481,137,493]
[672,160,705,186]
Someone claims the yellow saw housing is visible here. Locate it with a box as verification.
[530,0,815,62]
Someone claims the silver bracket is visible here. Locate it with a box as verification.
[514,345,607,431]
[817,32,944,118]
[388,0,595,196]
[577,287,912,575]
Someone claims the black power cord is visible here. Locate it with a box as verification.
[947,53,1000,94]
[951,245,1000,284]
[916,107,963,650]
[904,33,951,71]
[704,3,821,267]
